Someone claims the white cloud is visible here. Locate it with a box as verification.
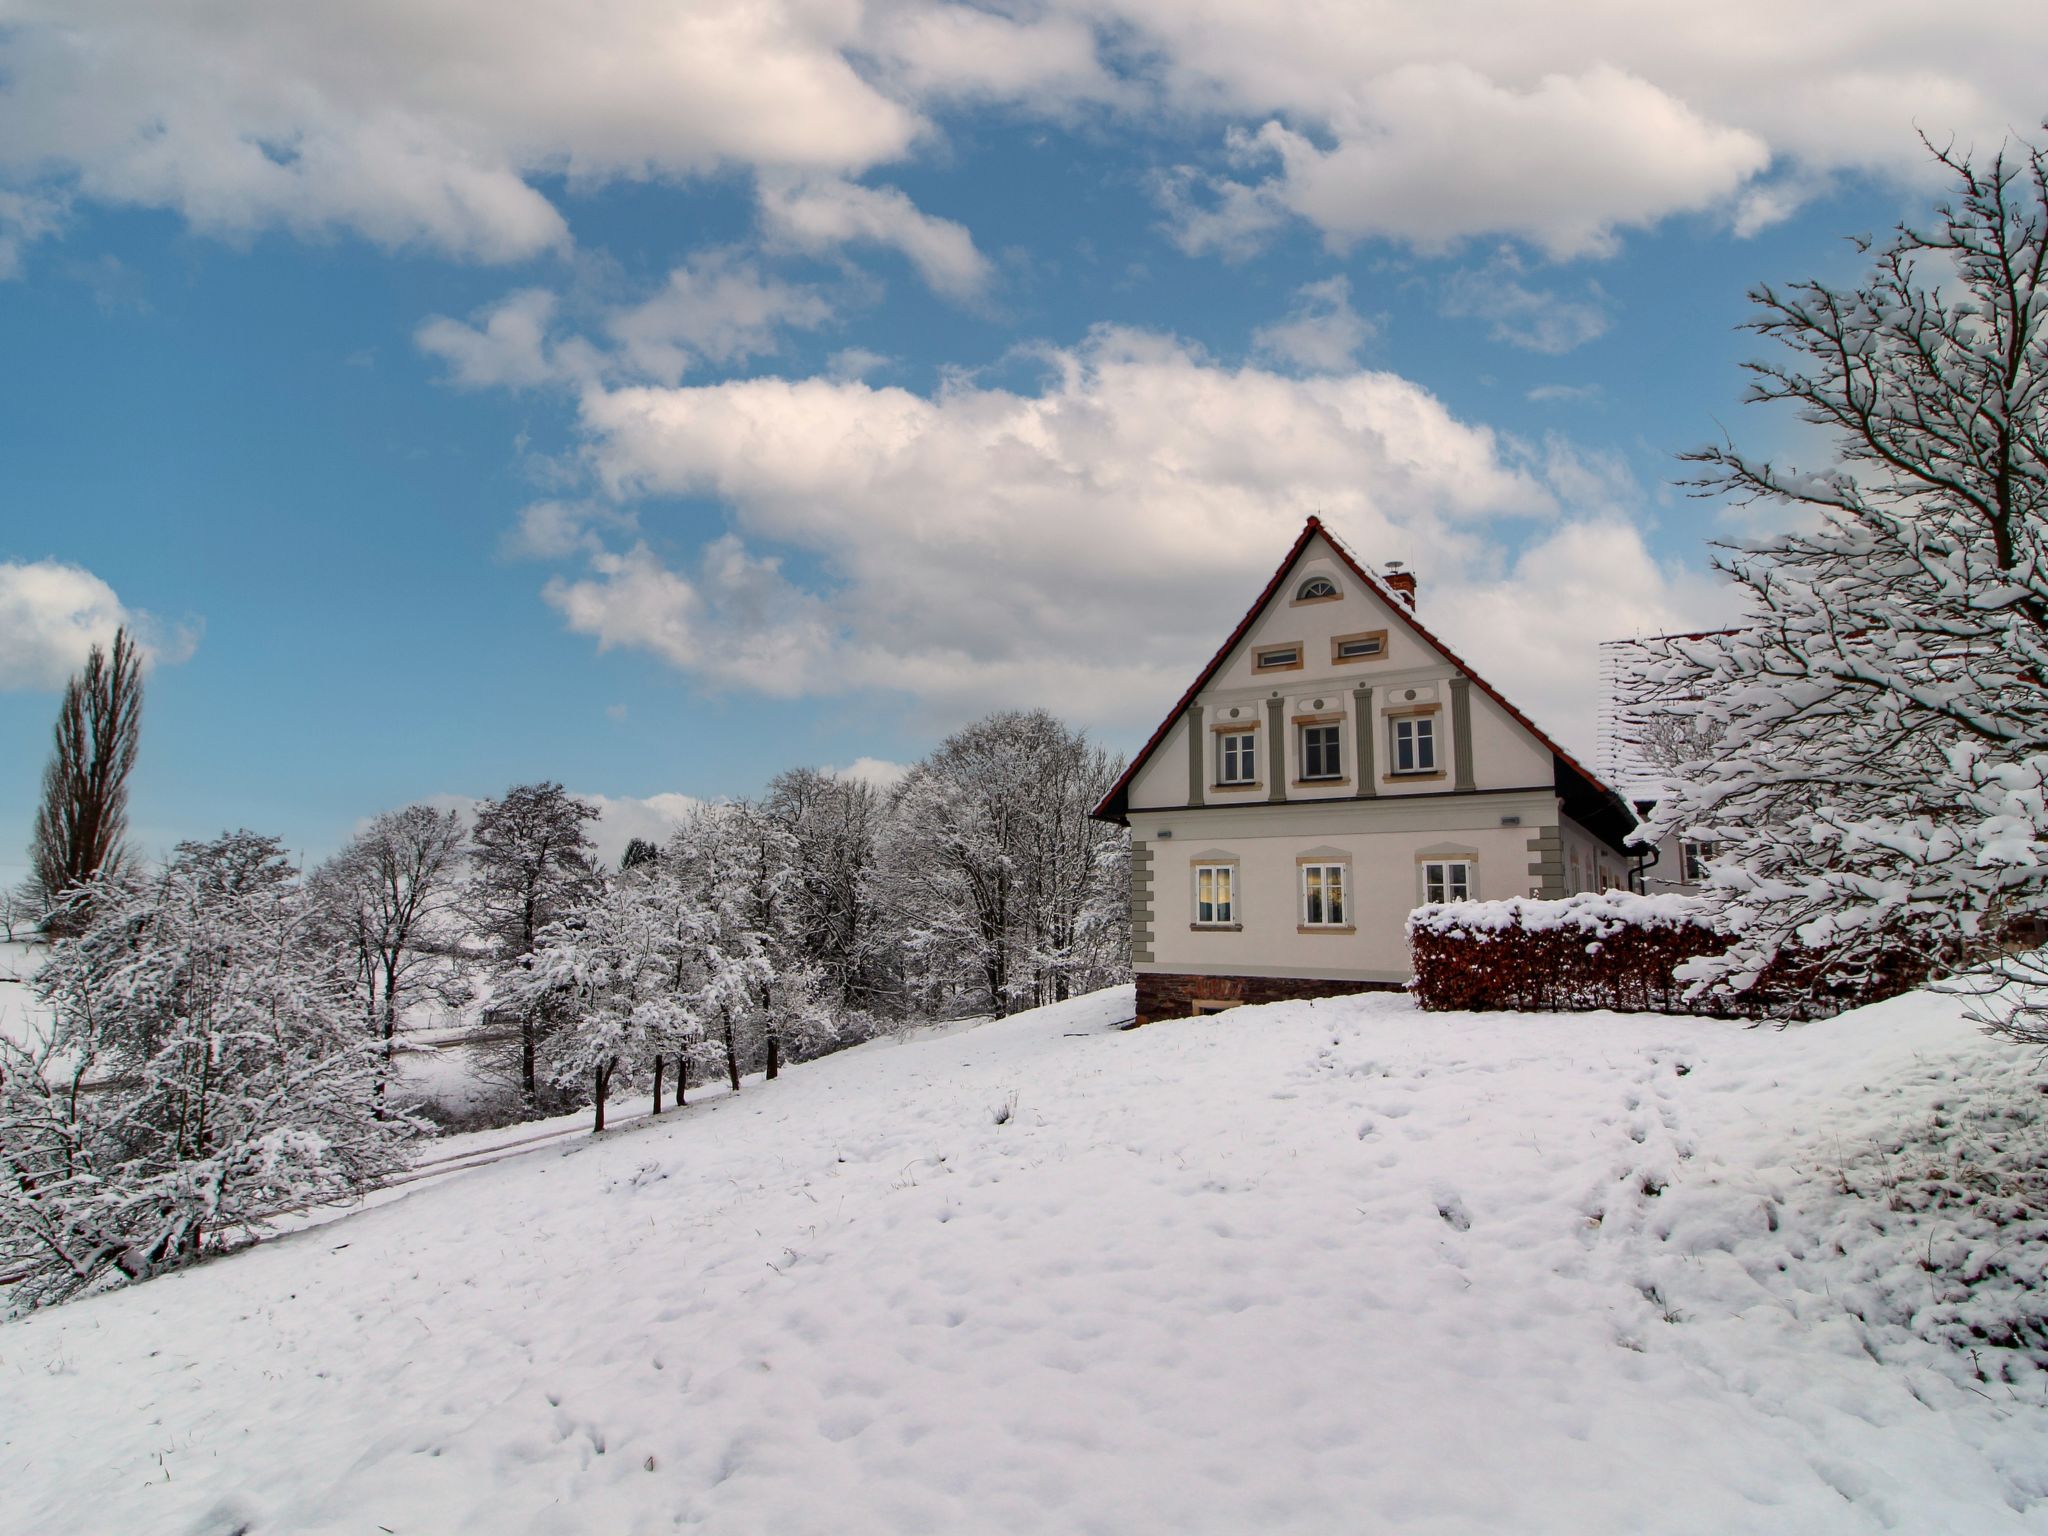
[0,0,919,263]
[414,289,570,390]
[420,255,834,391]
[604,253,833,385]
[1251,277,1374,373]
[1115,5,2040,255]
[3,1,2040,271]
[757,176,993,300]
[530,327,1731,726]
[829,756,912,789]
[1526,383,1603,405]
[0,559,197,691]
[1171,65,1769,261]
[1432,520,1735,759]
[1441,260,1611,353]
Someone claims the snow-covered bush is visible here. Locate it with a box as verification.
[1409,893,1724,1014]
[0,833,413,1310]
[1410,892,1928,1017]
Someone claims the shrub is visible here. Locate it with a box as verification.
[1406,892,1927,1019]
[1408,893,1721,1015]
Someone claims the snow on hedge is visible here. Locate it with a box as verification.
[1407,890,1716,938]
[5,983,2048,1533]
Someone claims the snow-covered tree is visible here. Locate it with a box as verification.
[662,802,836,1088]
[0,832,409,1308]
[884,711,1128,1017]
[466,782,600,1110]
[1623,134,2048,1023]
[310,804,469,1110]
[513,871,709,1131]
[765,768,896,1019]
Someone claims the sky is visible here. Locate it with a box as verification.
[1,1,2043,875]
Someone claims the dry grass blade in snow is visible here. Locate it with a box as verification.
[3,984,2047,1533]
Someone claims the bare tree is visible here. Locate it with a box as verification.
[311,805,471,1111]
[29,627,142,927]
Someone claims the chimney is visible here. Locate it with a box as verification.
[1383,560,1417,609]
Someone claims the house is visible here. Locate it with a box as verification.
[1091,517,1640,1025]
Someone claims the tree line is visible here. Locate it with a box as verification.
[4,676,1128,1306]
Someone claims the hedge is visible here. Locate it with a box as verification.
[1405,892,1925,1019]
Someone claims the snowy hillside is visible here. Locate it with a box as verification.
[5,984,2048,1534]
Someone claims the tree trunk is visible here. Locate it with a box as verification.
[521,1016,538,1107]
[766,1033,780,1081]
[593,1062,609,1133]
[724,1019,740,1092]
[652,1053,665,1114]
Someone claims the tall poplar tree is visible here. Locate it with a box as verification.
[29,627,143,927]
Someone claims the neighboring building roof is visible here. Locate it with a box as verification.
[1091,516,1640,850]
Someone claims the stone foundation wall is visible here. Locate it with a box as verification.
[1135,971,1402,1026]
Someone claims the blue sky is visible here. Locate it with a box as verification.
[0,2,2040,874]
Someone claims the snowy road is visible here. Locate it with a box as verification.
[3,986,2045,1534]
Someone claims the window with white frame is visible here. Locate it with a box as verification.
[1681,839,1714,883]
[1390,713,1437,773]
[1299,722,1342,780]
[1295,576,1340,602]
[1422,860,1473,904]
[1194,864,1236,925]
[1217,731,1257,785]
[1300,862,1348,927]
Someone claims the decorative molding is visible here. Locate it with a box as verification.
[1449,676,1477,792]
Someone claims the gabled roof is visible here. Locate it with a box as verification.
[1091,516,1638,849]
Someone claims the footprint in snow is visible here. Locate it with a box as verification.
[1435,1193,1473,1232]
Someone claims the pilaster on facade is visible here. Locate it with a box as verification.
[1130,838,1157,964]
[1525,826,1566,898]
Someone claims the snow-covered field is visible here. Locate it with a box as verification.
[5,983,2048,1534]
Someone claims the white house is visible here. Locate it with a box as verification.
[1092,517,1640,1025]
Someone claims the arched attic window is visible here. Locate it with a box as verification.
[1295,576,1340,602]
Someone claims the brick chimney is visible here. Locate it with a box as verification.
[1383,560,1417,608]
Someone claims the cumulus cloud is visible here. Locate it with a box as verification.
[1171,66,1768,260]
[1440,259,1612,353]
[758,176,993,301]
[2,1,2040,272]
[0,559,197,691]
[1251,277,1374,373]
[0,0,918,263]
[419,254,834,392]
[1434,521,1734,756]
[508,325,1738,739]
[415,289,568,389]
[604,253,833,384]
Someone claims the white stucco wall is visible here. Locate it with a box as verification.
[1131,790,1560,983]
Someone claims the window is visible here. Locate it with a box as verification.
[1295,576,1340,602]
[1194,864,1236,925]
[1217,731,1257,785]
[1681,839,1714,884]
[1332,631,1386,663]
[1390,714,1437,773]
[1254,643,1303,671]
[1301,863,1348,927]
[1422,860,1472,904]
[1300,723,1342,780]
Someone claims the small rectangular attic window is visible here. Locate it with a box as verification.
[1254,643,1302,671]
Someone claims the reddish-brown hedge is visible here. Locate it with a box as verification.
[1406,893,1925,1019]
